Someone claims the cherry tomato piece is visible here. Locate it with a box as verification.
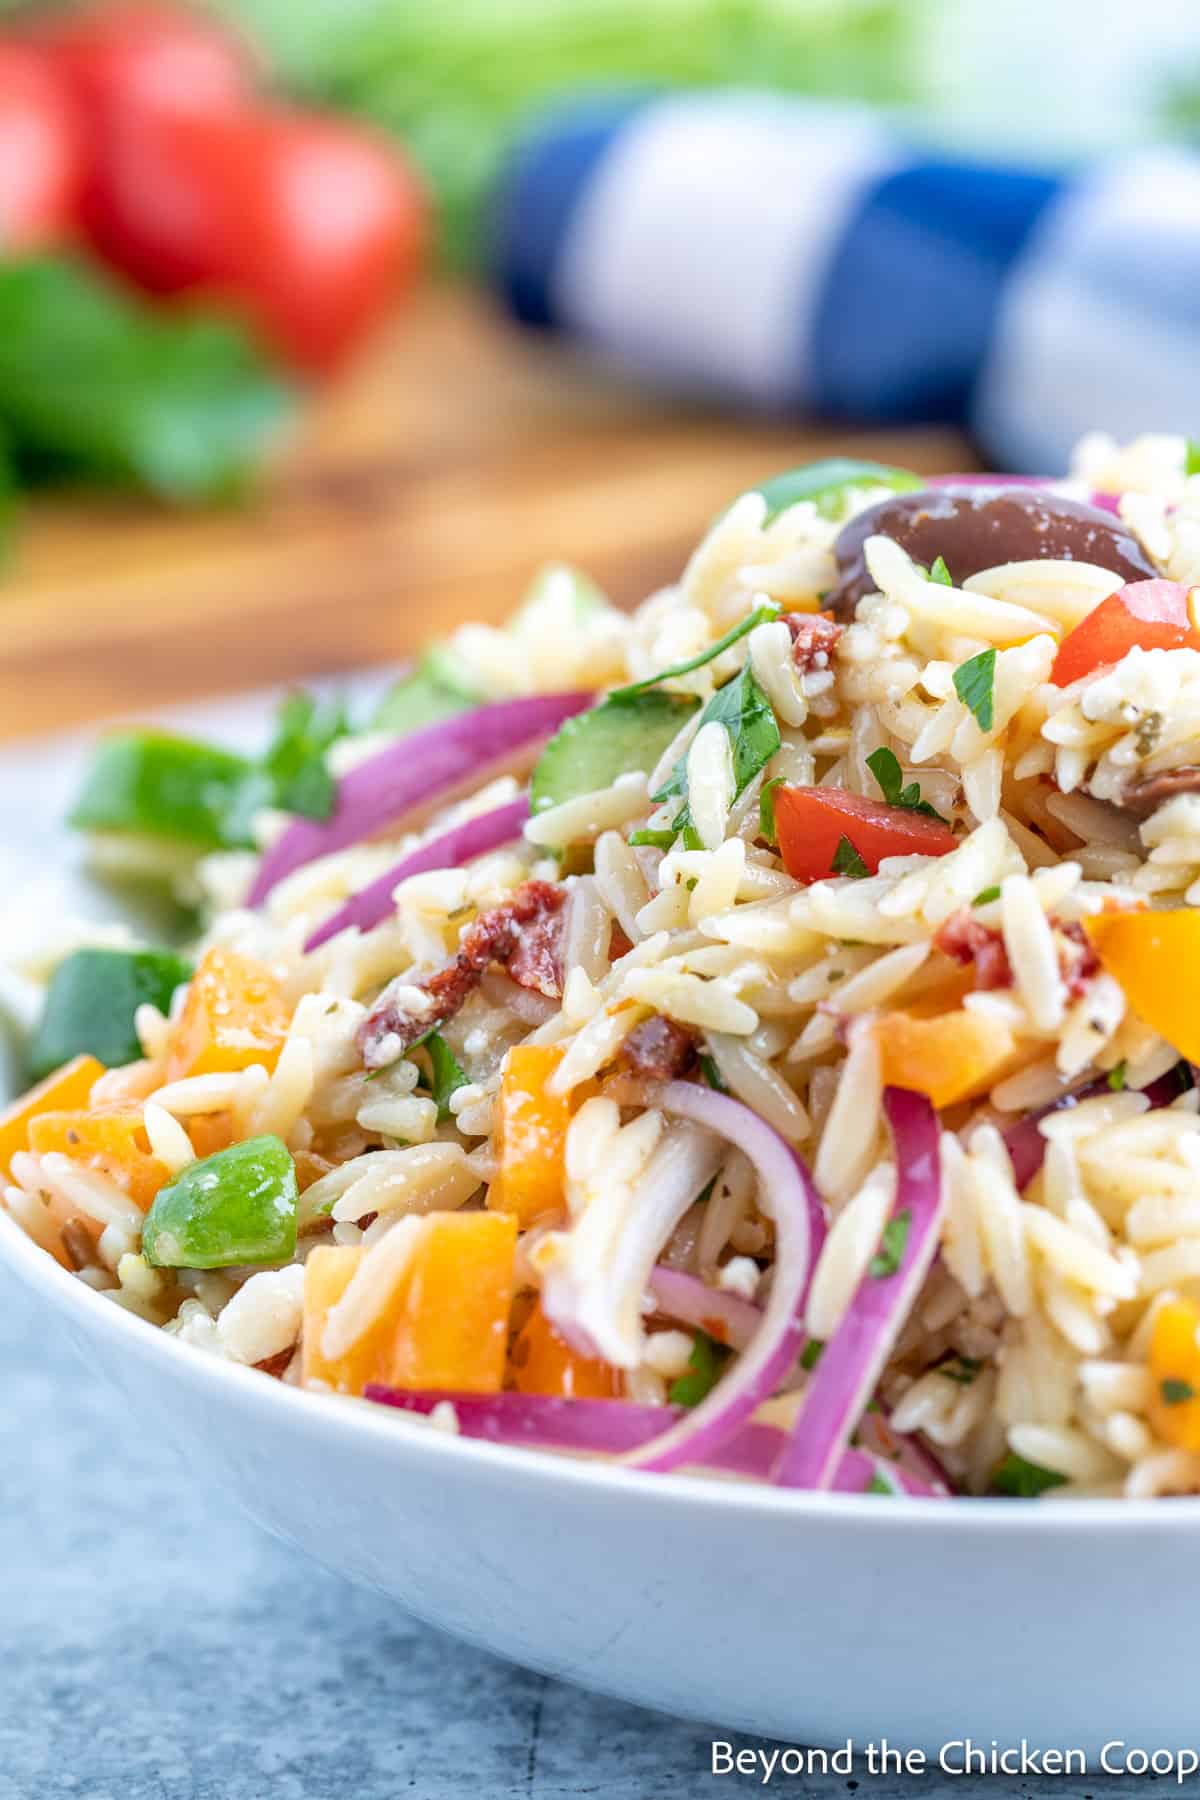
[774,785,958,883]
[0,43,83,249]
[1050,579,1200,687]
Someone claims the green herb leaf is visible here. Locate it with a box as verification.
[865,1468,898,1495]
[759,775,784,848]
[628,828,679,851]
[610,603,780,699]
[1161,1377,1196,1406]
[953,648,997,732]
[1106,1061,1128,1092]
[694,1175,718,1207]
[653,666,781,836]
[972,885,1001,907]
[1186,439,1200,478]
[868,1208,911,1279]
[748,458,921,525]
[415,1031,468,1123]
[990,1452,1068,1498]
[699,1052,729,1094]
[929,554,953,587]
[264,691,349,818]
[800,1338,824,1371]
[866,746,947,822]
[832,834,869,879]
[937,1354,982,1386]
[668,1331,730,1408]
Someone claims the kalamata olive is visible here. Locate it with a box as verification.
[825,485,1156,617]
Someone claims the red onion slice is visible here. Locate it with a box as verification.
[248,692,591,905]
[362,1388,942,1495]
[303,796,530,952]
[777,1086,945,1491]
[611,1080,826,1476]
[648,1264,762,1352]
[1002,1061,1190,1190]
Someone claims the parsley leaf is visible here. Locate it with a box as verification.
[668,1331,730,1408]
[417,1031,468,1122]
[1161,1378,1196,1406]
[866,746,947,822]
[937,1354,982,1386]
[990,1452,1068,1498]
[628,828,678,850]
[1106,1061,1128,1092]
[800,1338,824,1371]
[610,603,780,699]
[929,554,953,587]
[222,689,351,841]
[832,834,869,879]
[699,1052,729,1094]
[868,1208,911,1278]
[1186,439,1200,478]
[953,648,997,732]
[759,776,784,847]
[653,665,780,839]
[866,1468,898,1495]
[973,885,1001,907]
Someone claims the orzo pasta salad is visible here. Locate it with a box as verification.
[9,434,1200,1501]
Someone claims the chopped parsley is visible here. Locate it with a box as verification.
[410,1030,467,1122]
[653,665,781,844]
[953,648,997,733]
[972,885,1001,907]
[868,1208,911,1279]
[699,1052,729,1094]
[800,1338,824,1371]
[759,775,784,848]
[1106,1061,1128,1092]
[1186,439,1200,478]
[628,827,678,851]
[990,1452,1068,1499]
[1161,1378,1196,1406]
[694,1175,718,1207]
[832,834,869,879]
[937,1354,983,1386]
[668,1331,730,1408]
[929,554,953,587]
[865,1468,898,1495]
[866,746,947,823]
[611,603,780,699]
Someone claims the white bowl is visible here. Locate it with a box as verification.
[4,1205,1197,1758]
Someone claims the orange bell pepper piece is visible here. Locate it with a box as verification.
[1084,908,1200,1065]
[29,1103,168,1210]
[303,1211,518,1397]
[1148,1297,1200,1452]
[187,1113,235,1160]
[166,945,290,1082]
[873,1008,1019,1109]
[487,1044,571,1225]
[510,1299,622,1398]
[0,1053,104,1178]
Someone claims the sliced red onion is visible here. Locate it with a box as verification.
[1002,1061,1190,1190]
[1090,491,1122,516]
[612,1080,826,1476]
[855,1404,953,1497]
[648,1264,762,1352]
[927,472,1058,489]
[248,692,591,905]
[303,796,529,952]
[777,1086,945,1491]
[363,1388,942,1495]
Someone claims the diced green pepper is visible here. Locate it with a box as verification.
[142,1135,298,1269]
[29,947,192,1080]
[69,730,257,850]
[747,457,923,524]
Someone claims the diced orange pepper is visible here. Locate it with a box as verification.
[165,945,290,1083]
[487,1044,571,1226]
[187,1112,235,1160]
[874,1009,1019,1109]
[0,1054,104,1179]
[1084,908,1200,1065]
[510,1300,622,1398]
[1148,1297,1200,1452]
[302,1211,518,1397]
[29,1104,168,1210]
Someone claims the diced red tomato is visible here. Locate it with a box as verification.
[1050,580,1200,688]
[80,101,427,367]
[774,785,958,883]
[0,44,83,249]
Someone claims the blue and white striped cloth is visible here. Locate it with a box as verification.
[491,93,1200,471]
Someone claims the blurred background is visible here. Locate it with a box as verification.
[0,0,1196,740]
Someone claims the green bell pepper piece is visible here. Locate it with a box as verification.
[142,1135,298,1269]
[29,947,192,1080]
[749,457,923,524]
[69,729,257,850]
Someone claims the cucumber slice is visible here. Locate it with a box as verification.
[530,690,700,822]
[749,457,922,524]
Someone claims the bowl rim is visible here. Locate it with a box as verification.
[5,1206,1196,1533]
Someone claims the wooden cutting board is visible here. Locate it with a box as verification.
[0,284,973,742]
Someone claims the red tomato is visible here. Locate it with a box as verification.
[774,786,958,884]
[33,3,252,126]
[83,105,427,367]
[1050,580,1200,687]
[0,43,83,249]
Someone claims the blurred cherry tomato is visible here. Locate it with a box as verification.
[85,105,428,368]
[32,2,252,125]
[0,43,83,250]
